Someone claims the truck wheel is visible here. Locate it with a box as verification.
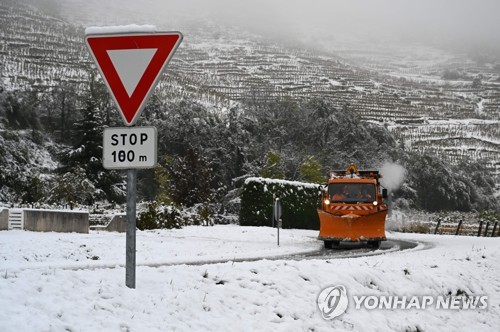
[324,241,340,249]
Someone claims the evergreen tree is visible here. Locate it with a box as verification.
[154,156,173,204]
[45,83,77,143]
[1,91,41,130]
[259,151,286,179]
[50,167,98,205]
[166,147,214,207]
[56,78,125,204]
[299,156,325,183]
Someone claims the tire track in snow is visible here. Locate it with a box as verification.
[4,239,429,272]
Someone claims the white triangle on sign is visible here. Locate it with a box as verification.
[107,48,157,97]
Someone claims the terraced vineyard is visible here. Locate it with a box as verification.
[1,0,499,189]
[0,0,89,90]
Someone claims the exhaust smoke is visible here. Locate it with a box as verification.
[379,162,406,191]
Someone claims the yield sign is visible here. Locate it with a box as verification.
[85,31,183,126]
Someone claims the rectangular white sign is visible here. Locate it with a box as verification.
[103,127,157,169]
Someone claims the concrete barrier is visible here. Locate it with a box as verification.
[23,209,89,233]
[0,209,8,231]
[104,214,127,232]
[90,214,127,232]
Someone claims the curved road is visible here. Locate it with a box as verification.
[13,239,424,272]
[288,239,422,261]
[136,238,425,269]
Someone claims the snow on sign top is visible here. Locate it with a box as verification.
[85,27,182,126]
[85,25,158,35]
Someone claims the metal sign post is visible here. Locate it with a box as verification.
[126,169,137,289]
[103,127,157,289]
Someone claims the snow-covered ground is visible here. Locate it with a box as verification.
[1,226,499,331]
[0,226,320,271]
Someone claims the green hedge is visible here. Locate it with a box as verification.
[239,177,320,230]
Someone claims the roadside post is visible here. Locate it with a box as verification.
[272,194,276,228]
[274,197,282,246]
[455,219,463,235]
[434,218,441,235]
[85,28,182,288]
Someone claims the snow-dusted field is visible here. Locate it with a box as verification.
[1,226,499,331]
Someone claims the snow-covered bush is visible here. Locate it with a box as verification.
[137,201,223,230]
[180,203,217,226]
[137,201,184,230]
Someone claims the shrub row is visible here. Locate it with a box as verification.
[239,177,320,230]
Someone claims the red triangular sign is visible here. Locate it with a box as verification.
[85,32,182,126]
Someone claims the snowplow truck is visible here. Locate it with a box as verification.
[318,164,388,249]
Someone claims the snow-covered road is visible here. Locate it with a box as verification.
[1,226,499,331]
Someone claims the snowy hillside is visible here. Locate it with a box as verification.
[0,0,498,186]
[0,127,59,202]
[0,0,89,90]
[0,0,500,205]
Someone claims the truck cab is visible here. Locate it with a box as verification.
[318,164,388,249]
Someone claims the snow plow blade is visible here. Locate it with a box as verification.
[317,209,387,241]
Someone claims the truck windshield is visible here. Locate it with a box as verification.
[329,183,376,203]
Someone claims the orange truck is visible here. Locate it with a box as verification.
[318,164,388,249]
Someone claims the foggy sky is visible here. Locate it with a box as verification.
[193,0,500,49]
[59,0,500,53]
